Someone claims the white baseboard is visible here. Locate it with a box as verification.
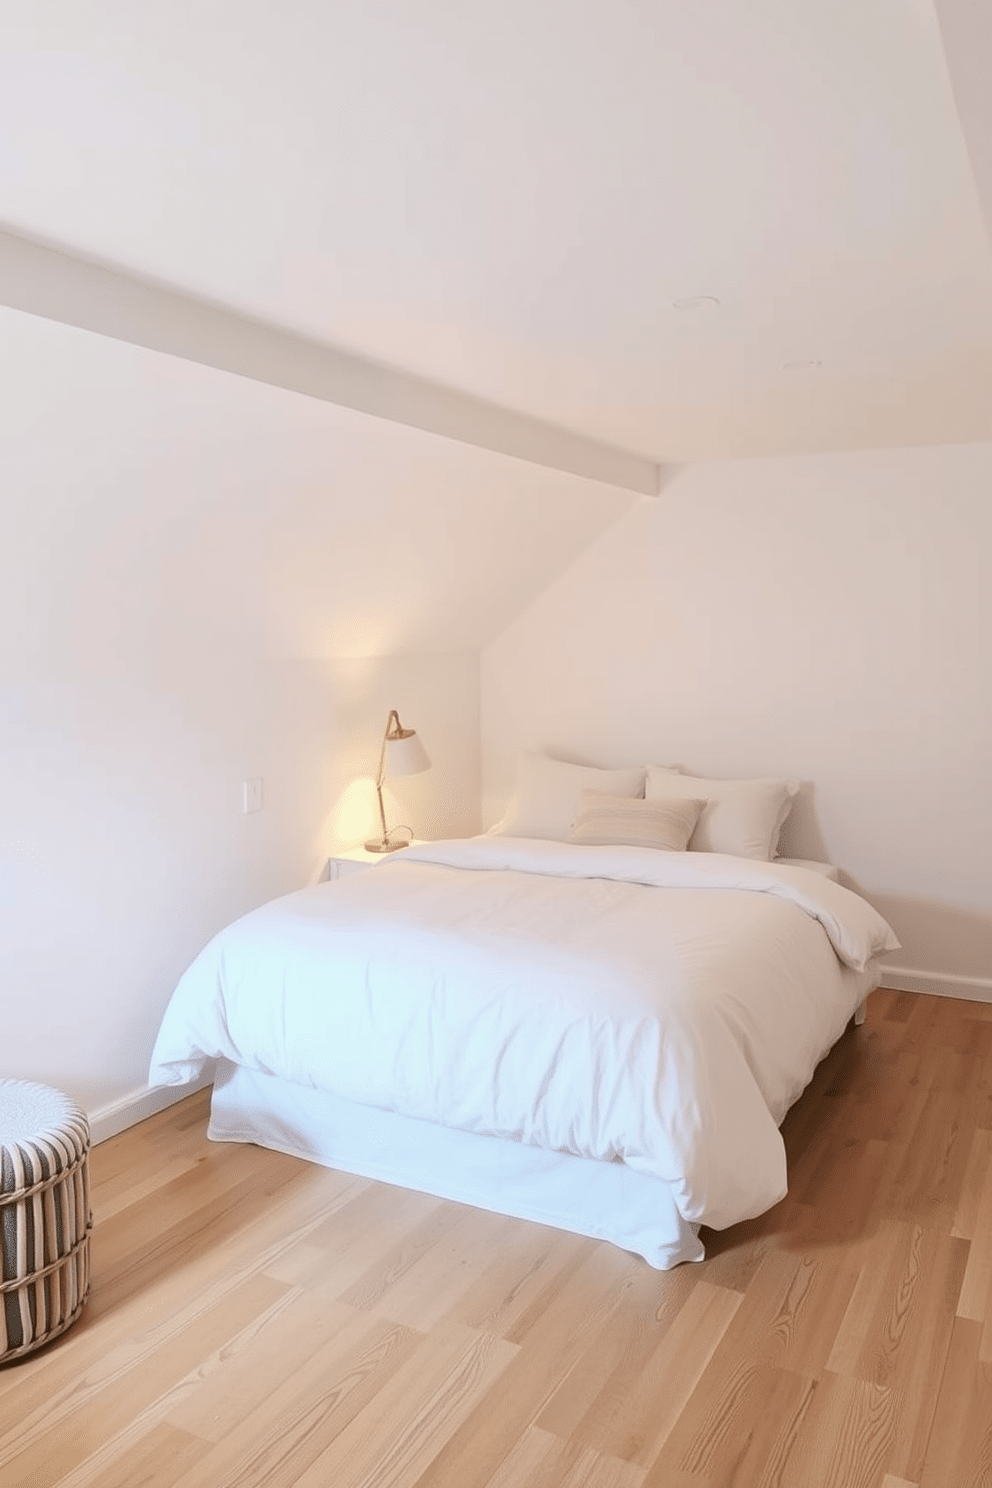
[879,967,992,1004]
[88,1075,213,1146]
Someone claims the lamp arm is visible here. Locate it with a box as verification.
[374,709,402,790]
[371,709,402,848]
[375,779,388,843]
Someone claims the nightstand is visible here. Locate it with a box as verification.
[325,843,423,880]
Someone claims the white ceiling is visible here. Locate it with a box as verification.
[2,0,990,464]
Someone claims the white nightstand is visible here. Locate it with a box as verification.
[325,842,424,880]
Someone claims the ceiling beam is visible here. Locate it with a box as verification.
[0,227,660,496]
[933,0,992,253]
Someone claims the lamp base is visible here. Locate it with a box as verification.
[364,837,410,854]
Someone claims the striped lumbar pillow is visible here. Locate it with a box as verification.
[570,791,705,851]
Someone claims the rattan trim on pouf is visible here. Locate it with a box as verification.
[1,1080,92,1363]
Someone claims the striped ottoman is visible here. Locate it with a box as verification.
[1,1080,91,1362]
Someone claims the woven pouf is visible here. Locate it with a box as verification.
[1,1080,91,1362]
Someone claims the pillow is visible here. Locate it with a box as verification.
[571,791,704,851]
[645,765,799,861]
[494,752,646,841]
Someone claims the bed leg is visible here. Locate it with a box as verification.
[854,999,867,1027]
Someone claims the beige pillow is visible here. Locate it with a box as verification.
[645,765,799,860]
[571,791,704,851]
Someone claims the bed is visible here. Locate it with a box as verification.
[148,812,899,1268]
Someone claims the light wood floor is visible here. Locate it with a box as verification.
[2,986,992,1487]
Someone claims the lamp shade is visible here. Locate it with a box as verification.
[385,729,431,778]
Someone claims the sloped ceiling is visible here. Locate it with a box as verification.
[2,4,991,661]
[1,304,638,658]
[2,0,990,466]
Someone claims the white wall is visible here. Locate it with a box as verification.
[0,304,633,1130]
[1,647,478,1124]
[482,443,992,993]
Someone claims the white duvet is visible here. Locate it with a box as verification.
[149,837,898,1231]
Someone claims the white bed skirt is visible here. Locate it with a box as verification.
[208,1060,705,1269]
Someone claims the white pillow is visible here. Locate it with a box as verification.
[645,765,799,861]
[495,752,646,841]
[571,792,704,851]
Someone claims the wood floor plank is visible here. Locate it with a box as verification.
[166,1286,373,1443]
[90,1156,309,1314]
[483,1426,647,1488]
[693,1215,771,1293]
[435,1217,586,1340]
[874,987,915,1023]
[86,1090,210,1186]
[290,1323,518,1488]
[956,1148,992,1322]
[479,1425,575,1488]
[793,1132,895,1247]
[166,1307,428,1488]
[335,1195,474,1320]
[844,1050,928,1148]
[773,1063,850,1192]
[56,1422,211,1488]
[406,1244,643,1488]
[0,1163,368,1431]
[883,1089,974,1223]
[307,1178,445,1255]
[779,1371,898,1488]
[918,1317,992,1488]
[535,1259,698,1443]
[825,1220,969,1481]
[652,1246,854,1479]
[720,1243,858,1376]
[1,1274,291,1488]
[571,1280,744,1468]
[654,1360,817,1486]
[271,1179,462,1303]
[952,1127,992,1240]
[826,1220,922,1379]
[343,1203,547,1332]
[980,1271,992,1366]
[91,1154,204,1222]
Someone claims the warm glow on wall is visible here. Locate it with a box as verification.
[325,776,379,845]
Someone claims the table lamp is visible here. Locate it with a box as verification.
[364,709,431,852]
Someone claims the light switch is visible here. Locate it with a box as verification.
[243,777,263,813]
